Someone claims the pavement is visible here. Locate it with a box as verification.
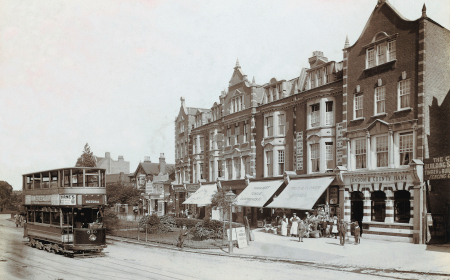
[110,227,450,276]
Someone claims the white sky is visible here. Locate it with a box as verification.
[0,0,449,190]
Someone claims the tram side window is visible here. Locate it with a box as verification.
[50,172,58,188]
[86,175,99,187]
[35,211,43,223]
[64,170,71,187]
[43,211,50,224]
[34,176,41,189]
[51,212,61,226]
[27,176,33,189]
[72,172,83,187]
[42,175,50,188]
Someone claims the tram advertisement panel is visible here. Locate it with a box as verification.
[26,194,59,205]
[81,194,104,205]
[60,194,76,205]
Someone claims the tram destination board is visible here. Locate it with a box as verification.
[424,155,450,180]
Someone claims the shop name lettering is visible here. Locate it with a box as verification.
[350,175,407,183]
[85,200,100,203]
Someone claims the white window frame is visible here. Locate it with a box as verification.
[374,86,386,115]
[354,94,363,119]
[325,101,334,126]
[310,104,320,127]
[398,132,414,166]
[325,142,334,170]
[278,113,285,136]
[266,116,273,137]
[366,48,375,68]
[354,138,367,169]
[387,40,396,61]
[278,150,285,176]
[266,151,273,177]
[398,79,411,110]
[375,135,389,168]
[310,143,320,173]
[234,158,241,179]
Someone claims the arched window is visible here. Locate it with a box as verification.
[394,190,410,223]
[371,191,386,222]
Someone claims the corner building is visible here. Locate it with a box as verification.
[341,0,450,244]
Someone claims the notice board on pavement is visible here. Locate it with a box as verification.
[235,227,247,248]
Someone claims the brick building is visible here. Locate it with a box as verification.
[341,0,450,244]
[173,0,450,243]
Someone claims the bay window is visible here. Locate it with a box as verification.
[234,158,241,179]
[210,160,215,181]
[278,150,285,175]
[226,159,232,180]
[376,135,388,167]
[310,143,320,172]
[266,151,273,177]
[325,101,333,125]
[245,156,251,176]
[278,114,285,135]
[218,160,223,178]
[266,116,273,137]
[399,132,413,165]
[326,142,334,170]
[199,163,204,180]
[355,138,366,169]
[311,104,320,127]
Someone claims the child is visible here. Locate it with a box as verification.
[354,222,360,245]
[331,216,338,239]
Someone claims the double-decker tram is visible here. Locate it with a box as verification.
[22,167,107,257]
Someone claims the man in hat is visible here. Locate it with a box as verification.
[339,219,347,246]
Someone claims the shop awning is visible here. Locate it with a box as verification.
[234,180,284,207]
[182,184,217,206]
[266,176,334,210]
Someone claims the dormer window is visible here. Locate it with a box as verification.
[365,33,397,69]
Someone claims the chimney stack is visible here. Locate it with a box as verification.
[144,156,151,163]
[308,51,328,67]
[159,153,166,175]
[105,152,111,158]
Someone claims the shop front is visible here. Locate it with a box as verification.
[172,184,186,217]
[234,179,285,228]
[267,175,337,220]
[340,160,424,243]
[219,179,247,224]
[183,183,217,220]
[184,183,200,218]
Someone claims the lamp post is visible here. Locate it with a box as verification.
[225,189,236,254]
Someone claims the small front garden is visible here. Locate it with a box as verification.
[108,214,244,250]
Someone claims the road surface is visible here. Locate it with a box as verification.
[0,214,446,280]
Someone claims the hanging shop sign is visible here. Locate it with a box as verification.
[336,122,345,167]
[329,186,339,205]
[296,131,303,171]
[424,156,450,180]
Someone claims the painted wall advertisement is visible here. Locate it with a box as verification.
[296,131,303,171]
[336,122,344,167]
[424,155,450,180]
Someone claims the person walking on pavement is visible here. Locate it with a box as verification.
[358,219,363,237]
[298,220,306,242]
[321,218,327,238]
[281,214,288,236]
[332,216,338,238]
[354,221,361,245]
[290,213,300,237]
[339,219,347,246]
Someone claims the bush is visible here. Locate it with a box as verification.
[139,214,177,233]
[192,219,245,240]
[174,217,202,229]
[103,208,119,233]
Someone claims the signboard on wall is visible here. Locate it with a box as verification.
[296,131,303,170]
[336,122,344,167]
[82,194,104,205]
[424,156,450,180]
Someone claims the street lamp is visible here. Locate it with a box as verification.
[225,189,236,254]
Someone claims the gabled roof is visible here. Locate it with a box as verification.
[133,162,174,177]
[346,0,416,50]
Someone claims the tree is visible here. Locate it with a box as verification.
[106,181,141,207]
[0,181,13,212]
[75,143,97,167]
[166,166,176,181]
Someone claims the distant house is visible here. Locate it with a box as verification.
[131,154,174,216]
[96,152,130,175]
[105,172,133,187]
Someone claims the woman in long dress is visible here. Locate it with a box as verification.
[289,213,300,237]
[332,216,339,238]
[281,214,288,236]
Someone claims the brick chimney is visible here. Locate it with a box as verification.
[118,155,124,161]
[105,152,111,158]
[159,153,166,175]
[144,156,151,163]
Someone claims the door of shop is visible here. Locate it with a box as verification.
[351,191,364,223]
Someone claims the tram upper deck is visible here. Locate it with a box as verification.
[22,167,106,206]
